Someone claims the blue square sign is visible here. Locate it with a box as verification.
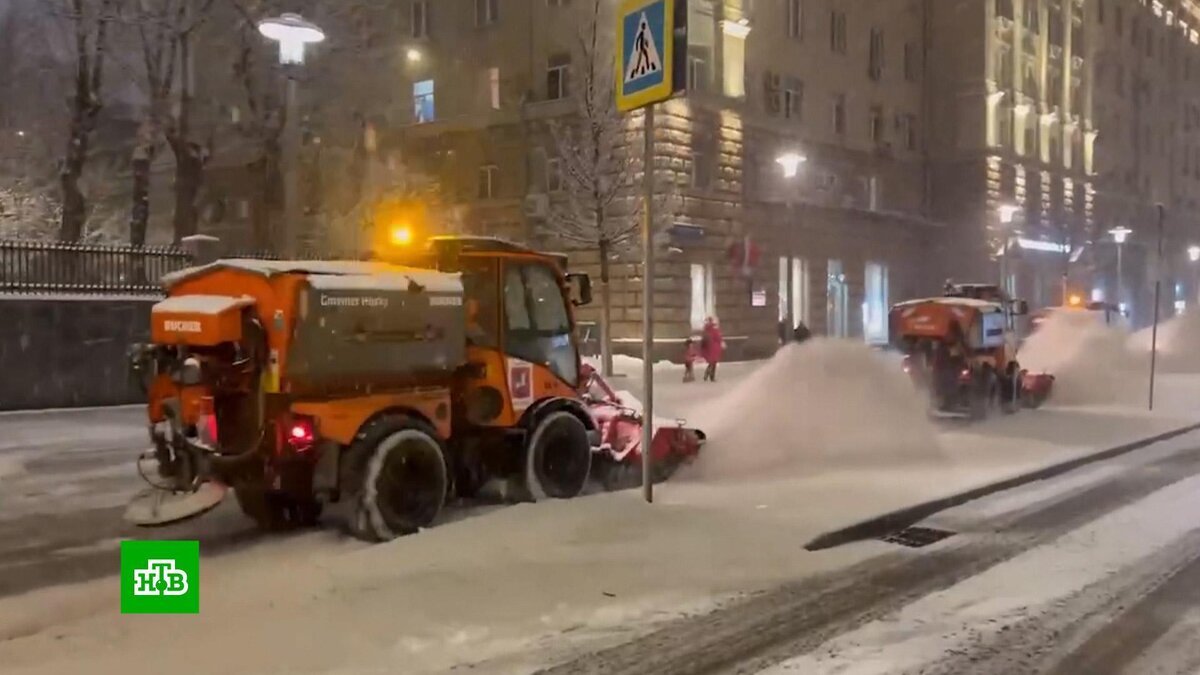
[617,0,675,112]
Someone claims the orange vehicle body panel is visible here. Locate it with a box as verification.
[150,304,245,346]
[892,302,979,338]
[165,269,307,386]
[291,389,453,444]
[146,374,212,425]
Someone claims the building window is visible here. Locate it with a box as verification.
[1097,0,1105,24]
[904,42,919,81]
[475,0,498,26]
[995,0,1014,21]
[411,0,429,38]
[547,0,570,6]
[868,28,884,80]
[783,77,803,120]
[487,66,501,109]
[779,256,810,328]
[690,263,716,330]
[413,79,435,122]
[478,164,498,199]
[688,49,710,92]
[722,19,748,98]
[546,157,562,192]
[899,112,918,150]
[863,262,889,344]
[832,93,846,135]
[547,54,570,100]
[787,0,804,39]
[869,105,884,144]
[830,10,847,54]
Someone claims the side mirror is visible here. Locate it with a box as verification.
[567,273,593,307]
[1010,299,1029,316]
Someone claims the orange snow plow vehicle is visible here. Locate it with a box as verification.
[889,283,1053,418]
[126,236,625,541]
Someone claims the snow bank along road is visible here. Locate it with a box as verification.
[541,430,1200,675]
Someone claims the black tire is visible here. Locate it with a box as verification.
[342,415,447,542]
[234,484,323,531]
[999,367,1021,414]
[525,411,592,500]
[968,369,996,421]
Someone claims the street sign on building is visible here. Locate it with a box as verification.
[616,0,684,112]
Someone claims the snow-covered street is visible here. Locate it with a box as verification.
[4,338,1200,674]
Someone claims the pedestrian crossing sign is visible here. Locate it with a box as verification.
[616,0,677,112]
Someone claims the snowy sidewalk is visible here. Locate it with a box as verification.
[2,352,1200,674]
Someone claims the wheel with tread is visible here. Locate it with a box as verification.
[342,414,447,542]
[525,410,592,501]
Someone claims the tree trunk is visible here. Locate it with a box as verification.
[58,123,89,241]
[129,151,152,247]
[249,158,271,250]
[598,237,614,377]
[170,139,203,242]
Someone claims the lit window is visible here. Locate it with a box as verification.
[487,67,501,109]
[413,79,435,123]
[690,263,716,330]
[478,164,498,199]
[411,0,429,38]
[547,54,570,100]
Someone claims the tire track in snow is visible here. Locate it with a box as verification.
[764,476,1200,675]
[537,443,1200,675]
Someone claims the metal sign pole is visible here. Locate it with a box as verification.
[1150,204,1165,411]
[641,104,656,504]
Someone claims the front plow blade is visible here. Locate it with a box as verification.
[125,482,228,527]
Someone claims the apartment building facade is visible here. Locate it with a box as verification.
[386,0,938,358]
[928,0,1200,323]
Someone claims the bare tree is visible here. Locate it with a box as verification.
[127,0,214,245]
[58,0,119,241]
[544,0,679,376]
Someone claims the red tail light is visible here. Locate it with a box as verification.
[286,416,316,451]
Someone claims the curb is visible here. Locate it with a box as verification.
[804,421,1200,551]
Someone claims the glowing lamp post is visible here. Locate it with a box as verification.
[775,151,808,335]
[258,13,324,256]
[258,13,325,65]
[1189,245,1200,263]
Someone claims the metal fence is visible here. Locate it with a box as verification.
[0,240,197,295]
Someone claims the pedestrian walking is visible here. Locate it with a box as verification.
[700,317,724,382]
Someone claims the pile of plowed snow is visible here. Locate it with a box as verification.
[1129,310,1200,373]
[684,339,942,481]
[1019,309,1143,405]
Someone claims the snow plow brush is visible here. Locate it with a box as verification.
[579,364,706,491]
[1021,371,1055,409]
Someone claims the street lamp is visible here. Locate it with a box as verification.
[776,151,808,336]
[775,151,807,178]
[1110,226,1132,311]
[259,13,325,256]
[406,48,423,63]
[1188,245,1200,263]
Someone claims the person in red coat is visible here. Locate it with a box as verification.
[700,317,724,382]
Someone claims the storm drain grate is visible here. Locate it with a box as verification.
[879,526,956,548]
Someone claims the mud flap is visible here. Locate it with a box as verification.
[125,482,228,527]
